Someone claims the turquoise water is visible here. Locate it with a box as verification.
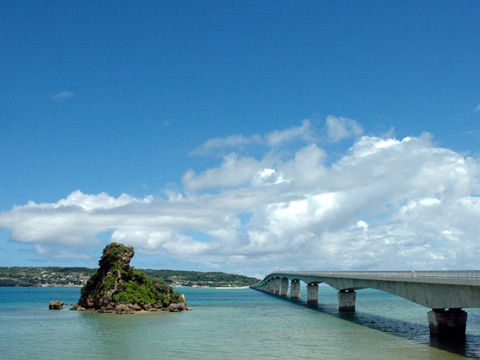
[1,286,480,359]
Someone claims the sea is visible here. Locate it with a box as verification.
[1,286,480,359]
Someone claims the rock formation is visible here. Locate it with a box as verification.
[49,300,64,310]
[71,242,189,314]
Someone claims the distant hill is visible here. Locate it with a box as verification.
[0,266,259,288]
[141,269,259,287]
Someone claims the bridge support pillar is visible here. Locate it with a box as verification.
[265,281,273,293]
[307,283,319,304]
[273,278,281,295]
[428,309,467,338]
[338,290,356,312]
[280,278,289,296]
[291,280,300,299]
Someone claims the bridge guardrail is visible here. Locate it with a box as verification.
[257,271,480,285]
[302,270,480,280]
[303,271,480,280]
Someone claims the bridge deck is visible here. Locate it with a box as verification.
[252,270,480,309]
[256,271,480,287]
[252,270,480,337]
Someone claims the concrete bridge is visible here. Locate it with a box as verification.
[250,271,480,337]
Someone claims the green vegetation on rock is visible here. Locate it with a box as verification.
[75,243,186,313]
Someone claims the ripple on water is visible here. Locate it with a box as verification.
[0,287,479,359]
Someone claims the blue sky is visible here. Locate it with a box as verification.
[1,1,479,275]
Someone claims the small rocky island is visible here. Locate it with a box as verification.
[70,242,189,314]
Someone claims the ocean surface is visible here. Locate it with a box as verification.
[1,286,480,359]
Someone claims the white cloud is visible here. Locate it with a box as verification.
[22,190,151,211]
[1,119,480,273]
[475,104,480,112]
[52,90,74,100]
[265,119,313,146]
[190,134,263,155]
[191,119,313,155]
[182,153,261,191]
[326,115,363,142]
[33,244,91,260]
[357,220,369,230]
[252,168,287,186]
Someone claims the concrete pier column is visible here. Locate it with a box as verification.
[338,290,356,312]
[307,283,319,304]
[290,280,301,299]
[428,309,467,338]
[273,278,281,295]
[280,278,289,297]
[265,281,273,293]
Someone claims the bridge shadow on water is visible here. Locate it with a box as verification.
[261,291,480,359]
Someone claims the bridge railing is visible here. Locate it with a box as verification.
[274,270,480,281]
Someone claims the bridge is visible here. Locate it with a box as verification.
[250,271,480,337]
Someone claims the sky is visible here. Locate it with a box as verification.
[1,1,480,276]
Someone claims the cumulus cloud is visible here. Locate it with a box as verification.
[52,90,74,100]
[326,115,363,142]
[182,153,261,191]
[1,119,480,273]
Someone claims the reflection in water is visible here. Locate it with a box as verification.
[268,292,479,359]
[1,287,479,360]
[78,310,178,359]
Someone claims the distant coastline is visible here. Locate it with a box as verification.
[184,285,250,290]
[0,267,259,288]
[0,284,251,289]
